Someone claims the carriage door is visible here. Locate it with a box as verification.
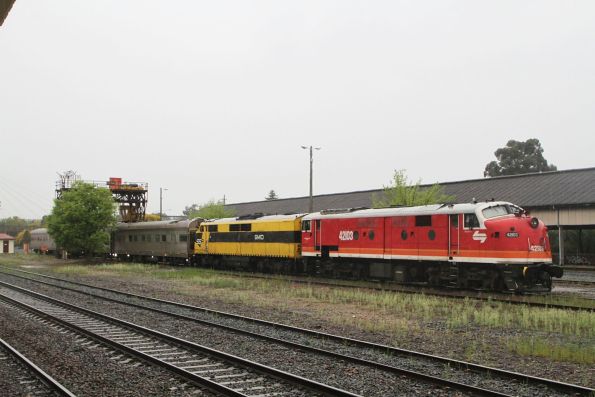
[3,241,8,253]
[448,214,460,259]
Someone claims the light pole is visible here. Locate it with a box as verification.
[301,145,321,213]
[159,187,168,220]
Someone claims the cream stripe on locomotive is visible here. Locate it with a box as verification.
[306,252,549,264]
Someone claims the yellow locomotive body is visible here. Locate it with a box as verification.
[194,214,304,259]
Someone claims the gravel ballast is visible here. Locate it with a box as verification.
[0,300,214,396]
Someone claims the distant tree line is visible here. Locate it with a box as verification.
[0,216,44,241]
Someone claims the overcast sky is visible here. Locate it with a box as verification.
[1,1,594,219]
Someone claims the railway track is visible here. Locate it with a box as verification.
[0,337,76,397]
[556,279,595,286]
[0,268,592,397]
[0,280,359,397]
[216,269,595,311]
[5,266,594,312]
[229,273,595,311]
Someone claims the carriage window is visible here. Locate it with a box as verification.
[179,234,188,242]
[464,214,480,229]
[240,223,251,231]
[128,235,133,242]
[229,224,241,231]
[415,215,432,227]
[133,235,138,242]
[302,220,311,231]
[161,235,167,242]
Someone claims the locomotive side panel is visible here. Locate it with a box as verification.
[386,216,417,259]
[195,215,303,260]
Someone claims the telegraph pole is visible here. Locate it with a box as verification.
[301,146,321,213]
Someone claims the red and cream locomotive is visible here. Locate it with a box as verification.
[300,201,562,292]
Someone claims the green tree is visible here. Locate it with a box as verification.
[372,170,455,208]
[484,138,557,177]
[265,190,279,200]
[47,182,117,255]
[0,217,41,237]
[182,204,199,217]
[187,199,235,219]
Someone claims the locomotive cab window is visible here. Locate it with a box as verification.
[229,224,240,232]
[208,225,218,232]
[302,220,311,231]
[464,213,480,229]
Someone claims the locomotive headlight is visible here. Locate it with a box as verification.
[530,217,539,229]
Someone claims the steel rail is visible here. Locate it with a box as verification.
[0,337,77,397]
[555,279,595,285]
[0,280,359,397]
[1,268,592,396]
[0,269,513,396]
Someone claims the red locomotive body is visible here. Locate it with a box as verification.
[301,202,561,292]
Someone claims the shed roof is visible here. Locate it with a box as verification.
[226,167,595,216]
[0,233,15,240]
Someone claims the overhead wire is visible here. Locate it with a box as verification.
[0,178,52,219]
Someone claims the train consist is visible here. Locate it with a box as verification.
[111,201,562,293]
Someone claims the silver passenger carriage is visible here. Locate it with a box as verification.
[29,228,57,254]
[112,218,201,264]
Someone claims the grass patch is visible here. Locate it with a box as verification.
[0,253,58,267]
[446,303,595,337]
[506,337,595,365]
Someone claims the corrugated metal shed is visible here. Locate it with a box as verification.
[226,167,595,217]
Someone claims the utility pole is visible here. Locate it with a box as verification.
[301,145,321,213]
[159,187,167,220]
